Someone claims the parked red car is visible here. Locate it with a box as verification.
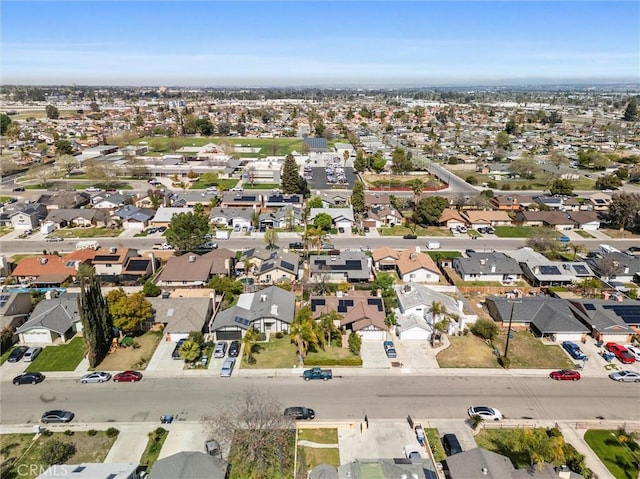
[605,343,636,364]
[113,370,143,383]
[549,370,581,381]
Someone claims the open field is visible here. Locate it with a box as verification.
[437,335,499,368]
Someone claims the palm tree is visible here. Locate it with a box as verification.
[428,301,447,347]
[318,311,339,351]
[289,307,319,363]
[470,414,484,433]
[243,258,253,277]
[243,328,259,364]
[570,243,587,261]
[178,339,201,364]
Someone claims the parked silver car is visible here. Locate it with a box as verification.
[220,358,236,377]
[609,370,640,382]
[81,371,112,383]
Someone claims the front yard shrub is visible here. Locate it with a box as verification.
[303,357,363,367]
[105,427,120,438]
[470,319,499,341]
[348,332,361,355]
[40,440,76,466]
[87,429,98,436]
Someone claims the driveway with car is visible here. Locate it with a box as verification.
[146,338,188,371]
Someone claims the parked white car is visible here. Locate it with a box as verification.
[625,345,640,361]
[467,406,503,421]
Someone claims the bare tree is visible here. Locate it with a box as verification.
[202,387,294,479]
[597,257,623,282]
[57,154,78,176]
[29,164,57,188]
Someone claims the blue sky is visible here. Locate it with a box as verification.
[2,1,638,86]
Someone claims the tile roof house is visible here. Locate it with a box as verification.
[16,293,82,343]
[309,251,371,283]
[91,248,140,277]
[395,248,440,283]
[158,253,216,287]
[514,211,574,230]
[461,210,512,228]
[587,192,612,211]
[438,208,467,229]
[310,291,388,339]
[11,255,77,286]
[566,211,600,230]
[210,286,295,340]
[490,194,532,211]
[371,247,400,271]
[453,252,523,283]
[364,205,404,228]
[149,451,226,479]
[309,207,355,228]
[147,296,213,340]
[486,296,589,341]
[209,207,254,229]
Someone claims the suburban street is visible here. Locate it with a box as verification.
[1,375,638,425]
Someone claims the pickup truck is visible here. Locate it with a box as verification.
[152,243,172,250]
[302,367,333,381]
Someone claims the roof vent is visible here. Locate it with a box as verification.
[271,304,278,315]
[481,467,488,475]
[490,263,496,273]
[261,294,267,302]
[409,253,415,261]
[109,247,117,254]
[188,255,196,263]
[480,259,486,265]
[40,257,48,264]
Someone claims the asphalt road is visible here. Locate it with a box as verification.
[1,375,638,425]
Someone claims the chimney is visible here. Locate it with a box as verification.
[40,257,48,264]
[623,265,629,274]
[603,291,610,300]
[409,253,416,261]
[490,263,496,273]
[188,255,196,263]
[261,294,267,302]
[271,304,278,315]
[480,259,486,265]
[149,252,156,273]
[109,247,117,254]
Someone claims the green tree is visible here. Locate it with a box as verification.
[105,290,153,332]
[413,196,449,226]
[243,328,259,364]
[370,154,386,173]
[526,228,561,257]
[496,131,511,150]
[142,280,161,297]
[313,212,333,231]
[78,277,113,368]
[354,150,367,172]
[549,178,574,196]
[595,174,623,190]
[307,196,323,208]
[351,181,365,214]
[54,139,74,155]
[509,158,539,179]
[318,311,340,351]
[470,319,499,341]
[179,339,201,363]
[0,113,11,136]
[45,104,60,119]
[609,192,640,231]
[391,147,412,174]
[289,307,319,362]
[281,153,301,194]
[348,331,362,355]
[57,154,78,176]
[623,97,638,121]
[263,228,278,249]
[165,211,210,253]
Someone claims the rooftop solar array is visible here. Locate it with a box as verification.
[337,298,354,313]
[573,265,590,275]
[0,294,10,307]
[234,316,251,327]
[94,255,119,262]
[310,298,326,311]
[538,265,561,275]
[603,305,640,324]
[367,297,384,311]
[281,260,295,272]
[126,259,149,271]
[584,303,596,311]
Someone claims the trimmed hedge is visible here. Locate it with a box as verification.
[303,357,363,367]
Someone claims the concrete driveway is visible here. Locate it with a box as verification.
[360,340,392,369]
[146,338,185,371]
[158,422,209,459]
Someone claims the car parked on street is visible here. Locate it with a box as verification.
[214,341,227,358]
[113,370,143,382]
[605,342,636,364]
[46,237,64,242]
[403,234,418,239]
[561,341,587,360]
[549,370,581,381]
[559,235,571,243]
[80,371,112,383]
[13,372,45,385]
[284,406,315,420]
[220,358,236,377]
[41,410,74,423]
[609,370,640,382]
[467,406,503,421]
[7,346,28,363]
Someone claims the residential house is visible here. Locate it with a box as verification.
[36,191,91,210]
[461,210,512,228]
[533,195,565,210]
[38,463,141,479]
[587,192,612,211]
[570,299,638,342]
[202,248,236,278]
[395,248,440,283]
[16,293,82,343]
[490,194,532,211]
[364,205,403,228]
[5,203,48,230]
[364,192,393,210]
[148,297,213,340]
[514,211,574,231]
[303,137,328,152]
[320,192,349,207]
[170,191,218,207]
[371,247,400,271]
[566,211,601,231]
[310,291,388,339]
[121,256,154,282]
[157,253,215,288]
[208,206,254,230]
[309,207,355,230]
[263,193,303,209]
[394,283,476,340]
[254,250,301,284]
[453,252,523,283]
[486,296,589,342]
[219,192,262,209]
[337,459,434,479]
[92,193,132,210]
[0,292,33,333]
[45,209,110,228]
[260,206,303,230]
[10,255,77,286]
[113,205,156,230]
[584,252,640,283]
[438,208,467,229]
[150,206,194,227]
[508,247,595,287]
[309,251,371,283]
[149,452,226,479]
[91,248,140,278]
[210,285,295,340]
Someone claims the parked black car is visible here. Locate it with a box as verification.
[288,242,304,249]
[228,340,241,358]
[403,234,418,239]
[284,407,316,420]
[442,433,463,456]
[172,339,186,360]
[7,346,28,363]
[13,372,45,385]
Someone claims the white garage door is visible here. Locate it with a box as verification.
[21,330,53,344]
[580,224,599,231]
[166,332,189,342]
[359,330,385,340]
[399,329,430,341]
[555,333,586,343]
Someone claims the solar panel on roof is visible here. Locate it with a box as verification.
[344,260,362,270]
[94,255,119,262]
[281,260,295,272]
[367,298,383,311]
[0,294,10,307]
[234,316,251,327]
[310,298,325,311]
[603,305,640,324]
[573,265,589,275]
[126,259,149,270]
[584,304,596,311]
[337,305,348,313]
[538,266,562,275]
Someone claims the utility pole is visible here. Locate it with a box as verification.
[503,299,521,360]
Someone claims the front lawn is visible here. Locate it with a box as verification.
[298,428,338,444]
[140,427,169,472]
[492,331,574,369]
[6,430,118,479]
[574,230,594,238]
[96,331,162,371]
[437,335,499,368]
[426,427,447,462]
[50,227,123,238]
[25,337,85,372]
[493,226,544,238]
[190,177,238,190]
[243,183,280,190]
[0,226,12,237]
[427,251,462,261]
[584,429,640,479]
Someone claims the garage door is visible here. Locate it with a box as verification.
[216,330,242,341]
[359,330,385,340]
[21,330,52,344]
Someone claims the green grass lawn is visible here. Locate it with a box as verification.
[0,347,15,366]
[584,430,640,479]
[190,178,238,190]
[50,227,123,238]
[474,429,538,469]
[494,226,544,238]
[0,226,12,237]
[492,331,575,369]
[6,431,117,479]
[243,183,280,190]
[25,337,85,372]
[298,446,340,471]
[427,251,462,261]
[437,335,499,368]
[140,428,169,472]
[426,428,447,462]
[574,230,594,238]
[298,428,338,444]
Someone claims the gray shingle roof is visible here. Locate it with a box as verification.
[212,286,295,331]
[149,451,226,479]
[454,252,522,276]
[16,293,80,335]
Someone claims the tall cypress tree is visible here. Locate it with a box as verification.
[78,277,114,368]
[281,154,300,194]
